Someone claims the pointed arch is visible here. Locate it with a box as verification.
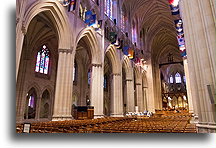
[75,27,102,64]
[22,0,72,50]
[105,45,121,74]
[122,55,133,80]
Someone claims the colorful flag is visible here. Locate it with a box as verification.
[109,32,117,44]
[116,40,123,50]
[179,45,186,51]
[170,4,179,15]
[181,50,187,57]
[174,19,184,35]
[177,36,185,46]
[128,48,134,59]
[62,0,70,6]
[89,14,96,26]
[85,10,93,24]
[68,0,76,12]
[123,46,129,55]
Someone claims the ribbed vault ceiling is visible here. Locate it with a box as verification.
[123,0,181,62]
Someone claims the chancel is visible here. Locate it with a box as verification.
[16,0,215,133]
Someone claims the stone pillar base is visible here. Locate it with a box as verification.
[94,115,104,119]
[196,122,216,133]
[110,114,124,117]
[52,115,73,121]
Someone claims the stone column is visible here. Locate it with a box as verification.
[183,59,195,113]
[146,59,156,113]
[110,73,123,117]
[52,49,73,121]
[16,0,27,81]
[16,22,26,81]
[143,87,148,111]
[135,83,144,112]
[125,79,135,112]
[180,0,216,133]
[90,63,104,118]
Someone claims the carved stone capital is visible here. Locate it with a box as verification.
[112,73,121,76]
[58,48,72,54]
[21,22,27,35]
[125,79,133,82]
[135,83,142,86]
[91,63,102,67]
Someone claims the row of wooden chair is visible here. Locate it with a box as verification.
[16,112,197,133]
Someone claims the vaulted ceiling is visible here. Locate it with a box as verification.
[122,0,182,63]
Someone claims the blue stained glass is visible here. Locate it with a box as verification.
[88,71,91,85]
[44,56,49,74]
[35,45,50,75]
[170,75,174,83]
[175,72,181,83]
[35,52,41,72]
[40,52,45,73]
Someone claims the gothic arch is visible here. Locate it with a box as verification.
[122,55,133,80]
[105,45,121,74]
[22,0,72,50]
[75,27,102,65]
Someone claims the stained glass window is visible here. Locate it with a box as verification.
[183,75,186,83]
[73,62,77,82]
[104,75,107,88]
[88,70,91,85]
[132,27,137,44]
[121,10,126,31]
[28,95,35,108]
[175,72,181,83]
[105,0,113,19]
[170,75,174,83]
[35,45,50,75]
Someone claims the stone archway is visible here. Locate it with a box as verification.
[122,56,135,113]
[73,27,103,118]
[16,0,74,122]
[134,65,144,112]
[104,45,123,117]
[16,0,72,80]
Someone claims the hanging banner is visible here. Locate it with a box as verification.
[123,46,129,55]
[169,0,180,15]
[85,10,93,24]
[128,48,134,59]
[68,0,76,12]
[61,0,70,6]
[109,32,117,44]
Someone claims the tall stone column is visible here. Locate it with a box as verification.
[126,79,135,112]
[90,64,104,118]
[16,0,27,81]
[135,83,144,112]
[146,59,156,113]
[110,73,123,117]
[180,0,216,132]
[16,23,26,81]
[52,49,73,121]
[143,87,148,111]
[183,59,195,114]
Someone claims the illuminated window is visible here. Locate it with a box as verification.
[183,75,186,83]
[88,70,91,85]
[105,0,113,19]
[170,75,174,83]
[73,62,77,82]
[175,72,181,83]
[104,75,107,88]
[121,10,126,31]
[132,27,137,44]
[35,45,50,74]
[28,95,35,108]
